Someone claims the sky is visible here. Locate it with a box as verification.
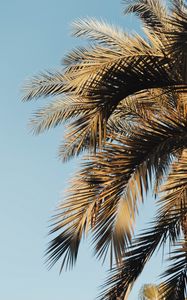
[0,1,166,300]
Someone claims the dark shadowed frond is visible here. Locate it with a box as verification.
[46,146,138,270]
[159,242,187,300]
[99,208,185,300]
[57,91,157,161]
[164,4,187,84]
[99,196,187,300]
[99,149,187,300]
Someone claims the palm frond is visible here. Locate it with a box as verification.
[63,43,163,96]
[29,95,96,134]
[99,210,186,300]
[46,175,99,270]
[22,71,68,101]
[123,0,168,30]
[159,242,187,300]
[71,18,128,50]
[58,132,91,162]
[99,207,187,300]
[164,6,187,85]
[99,149,187,300]
[24,18,184,152]
[158,151,187,212]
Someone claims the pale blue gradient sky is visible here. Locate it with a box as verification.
[0,1,165,299]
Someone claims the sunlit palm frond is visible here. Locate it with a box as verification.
[29,96,90,134]
[159,242,187,300]
[46,174,99,271]
[22,71,68,101]
[123,0,168,30]
[71,18,128,50]
[23,14,185,152]
[29,87,183,162]
[92,114,187,263]
[158,151,187,213]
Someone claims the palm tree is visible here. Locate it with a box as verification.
[23,0,187,299]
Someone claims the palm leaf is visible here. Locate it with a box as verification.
[159,242,187,300]
[22,71,68,101]
[123,0,168,30]
[99,208,186,300]
[71,18,128,50]
[99,150,187,300]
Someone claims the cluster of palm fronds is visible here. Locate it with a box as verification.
[23,0,187,299]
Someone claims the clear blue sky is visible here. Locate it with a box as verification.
[0,1,165,299]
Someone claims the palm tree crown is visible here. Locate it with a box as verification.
[23,1,187,299]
